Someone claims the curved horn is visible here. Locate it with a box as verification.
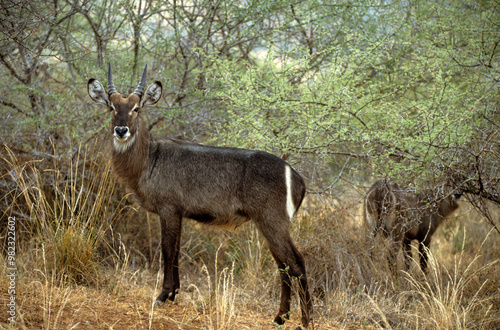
[107,62,118,95]
[133,64,148,97]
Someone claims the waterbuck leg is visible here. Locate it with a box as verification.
[276,267,292,324]
[403,238,412,270]
[156,212,182,303]
[419,239,431,272]
[296,259,312,328]
[271,246,311,327]
[255,222,311,328]
[387,239,400,274]
[173,231,181,295]
[387,229,404,274]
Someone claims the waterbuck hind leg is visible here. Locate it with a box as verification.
[276,270,292,324]
[418,239,431,272]
[387,242,400,275]
[273,246,311,328]
[276,268,312,329]
[403,238,412,270]
[387,230,405,274]
[255,221,312,328]
[297,268,312,328]
[156,213,182,303]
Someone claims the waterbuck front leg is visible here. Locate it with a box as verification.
[156,211,182,303]
[403,238,413,270]
[418,238,431,272]
[387,228,404,274]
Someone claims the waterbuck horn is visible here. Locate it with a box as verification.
[107,62,118,95]
[133,64,148,97]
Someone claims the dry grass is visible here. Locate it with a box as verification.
[1,143,120,286]
[1,144,499,329]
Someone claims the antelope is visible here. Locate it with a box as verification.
[363,179,461,272]
[87,64,312,328]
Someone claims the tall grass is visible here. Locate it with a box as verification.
[2,143,119,285]
[292,194,500,329]
[210,248,237,329]
[182,246,238,330]
[35,247,73,330]
[1,144,499,328]
[358,241,498,329]
[403,230,498,329]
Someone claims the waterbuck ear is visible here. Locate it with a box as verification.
[88,78,110,107]
[140,81,162,108]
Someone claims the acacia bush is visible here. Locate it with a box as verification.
[1,1,499,328]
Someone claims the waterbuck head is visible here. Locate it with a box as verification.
[87,63,162,151]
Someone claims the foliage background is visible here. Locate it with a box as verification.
[1,0,498,198]
[0,0,499,328]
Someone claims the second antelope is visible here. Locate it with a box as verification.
[364,179,461,272]
[88,64,312,328]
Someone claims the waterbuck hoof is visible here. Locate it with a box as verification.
[156,289,176,303]
[273,316,286,325]
[154,299,175,308]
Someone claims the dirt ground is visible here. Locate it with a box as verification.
[0,285,334,329]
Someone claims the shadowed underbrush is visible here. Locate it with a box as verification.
[1,143,499,329]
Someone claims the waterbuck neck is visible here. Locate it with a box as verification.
[111,115,150,191]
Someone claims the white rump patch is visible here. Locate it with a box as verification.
[285,165,295,221]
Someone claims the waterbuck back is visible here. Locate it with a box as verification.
[88,64,312,328]
[364,179,461,271]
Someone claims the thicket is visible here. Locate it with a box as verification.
[0,0,499,328]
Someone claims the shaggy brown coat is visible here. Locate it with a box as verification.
[364,179,461,271]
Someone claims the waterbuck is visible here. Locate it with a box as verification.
[363,179,461,272]
[87,64,312,328]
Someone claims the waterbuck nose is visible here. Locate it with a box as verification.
[114,126,129,138]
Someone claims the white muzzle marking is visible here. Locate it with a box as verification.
[113,127,135,153]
